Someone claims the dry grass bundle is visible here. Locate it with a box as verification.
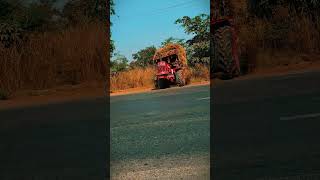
[153,43,187,66]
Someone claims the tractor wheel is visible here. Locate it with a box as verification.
[175,70,185,86]
[213,26,237,80]
[154,79,159,89]
[158,78,168,89]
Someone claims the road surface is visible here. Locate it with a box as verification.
[111,85,210,179]
[2,69,318,180]
[0,98,108,180]
[213,70,320,179]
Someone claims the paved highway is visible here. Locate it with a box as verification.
[111,85,210,179]
[0,98,108,179]
[2,69,317,180]
[213,70,320,179]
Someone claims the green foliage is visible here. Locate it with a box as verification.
[63,0,107,25]
[0,88,9,100]
[110,39,115,57]
[161,37,186,47]
[0,22,24,48]
[175,14,210,42]
[110,0,115,57]
[0,0,60,32]
[25,0,59,31]
[110,0,115,16]
[0,0,109,32]
[248,0,320,18]
[186,41,210,66]
[175,14,210,66]
[132,46,157,67]
[111,53,129,72]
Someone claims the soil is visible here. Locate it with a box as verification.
[110,81,209,97]
[0,82,106,110]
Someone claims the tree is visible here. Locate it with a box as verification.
[110,0,115,16]
[132,46,157,67]
[110,0,115,57]
[63,0,107,25]
[248,0,320,18]
[175,14,210,44]
[161,37,186,47]
[186,41,210,65]
[0,0,60,32]
[111,53,128,72]
[24,0,59,31]
[175,14,210,66]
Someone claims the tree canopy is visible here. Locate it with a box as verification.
[161,37,186,47]
[175,14,210,44]
[175,14,210,66]
[111,53,128,72]
[131,46,157,68]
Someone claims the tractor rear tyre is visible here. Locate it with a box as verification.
[213,26,237,80]
[175,70,185,86]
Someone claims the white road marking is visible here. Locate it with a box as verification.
[197,97,210,100]
[280,113,320,121]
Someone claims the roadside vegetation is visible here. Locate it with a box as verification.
[0,0,111,99]
[110,14,210,92]
[230,0,320,73]
[112,0,320,92]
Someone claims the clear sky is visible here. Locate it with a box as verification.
[111,0,210,61]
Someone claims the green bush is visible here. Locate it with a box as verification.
[0,88,9,100]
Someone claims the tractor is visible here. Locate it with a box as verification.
[152,43,190,89]
[211,0,241,79]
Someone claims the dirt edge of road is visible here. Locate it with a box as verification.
[110,81,210,97]
[1,60,320,110]
[0,81,209,110]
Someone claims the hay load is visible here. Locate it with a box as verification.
[152,43,187,67]
[152,43,190,89]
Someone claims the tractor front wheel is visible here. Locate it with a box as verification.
[154,78,158,89]
[158,78,168,89]
[175,70,186,86]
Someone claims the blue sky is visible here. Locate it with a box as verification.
[111,0,210,60]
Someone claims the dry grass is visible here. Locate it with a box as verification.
[0,22,107,97]
[110,65,209,92]
[189,64,210,83]
[235,5,320,70]
[110,67,155,91]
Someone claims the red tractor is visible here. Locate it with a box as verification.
[152,43,190,89]
[211,0,241,79]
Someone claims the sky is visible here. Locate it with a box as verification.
[111,0,210,61]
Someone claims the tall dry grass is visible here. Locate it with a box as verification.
[110,65,209,92]
[189,64,210,83]
[110,67,155,91]
[0,22,107,97]
[235,5,320,70]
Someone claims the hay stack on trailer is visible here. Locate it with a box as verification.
[152,43,187,67]
[152,43,190,89]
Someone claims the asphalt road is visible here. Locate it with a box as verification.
[213,70,320,179]
[2,69,317,180]
[110,85,210,179]
[0,98,108,180]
